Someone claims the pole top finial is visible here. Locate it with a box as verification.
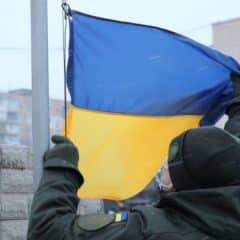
[62,2,72,18]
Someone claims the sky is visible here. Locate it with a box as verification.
[0,0,240,99]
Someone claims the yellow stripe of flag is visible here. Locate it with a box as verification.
[66,105,201,200]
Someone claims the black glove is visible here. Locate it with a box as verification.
[226,74,240,116]
[44,135,79,172]
[231,73,240,98]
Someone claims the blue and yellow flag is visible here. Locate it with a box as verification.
[66,10,240,200]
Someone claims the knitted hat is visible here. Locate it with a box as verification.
[168,127,240,191]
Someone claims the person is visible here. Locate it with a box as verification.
[27,77,240,240]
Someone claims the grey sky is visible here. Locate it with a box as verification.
[1,0,240,99]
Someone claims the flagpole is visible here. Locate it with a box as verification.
[30,0,50,191]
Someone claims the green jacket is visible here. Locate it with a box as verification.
[27,164,240,240]
[27,101,240,240]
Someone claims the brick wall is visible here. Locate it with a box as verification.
[0,145,33,240]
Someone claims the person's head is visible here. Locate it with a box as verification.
[161,127,240,192]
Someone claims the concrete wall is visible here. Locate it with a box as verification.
[0,145,33,240]
[0,145,104,240]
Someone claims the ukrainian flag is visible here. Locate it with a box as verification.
[66,10,240,200]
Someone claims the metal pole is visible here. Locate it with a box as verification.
[30,0,50,191]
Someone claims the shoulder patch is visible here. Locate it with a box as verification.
[77,214,115,231]
[115,212,128,222]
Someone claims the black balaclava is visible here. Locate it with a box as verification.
[168,127,240,191]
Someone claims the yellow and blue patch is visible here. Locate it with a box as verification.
[115,212,128,222]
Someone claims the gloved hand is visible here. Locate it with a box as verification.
[44,135,79,171]
[231,73,240,98]
[226,74,240,116]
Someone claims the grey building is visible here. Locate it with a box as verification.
[213,17,240,62]
[0,90,66,240]
[0,89,65,146]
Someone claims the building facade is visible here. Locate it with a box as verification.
[0,89,66,240]
[213,18,240,62]
[0,89,65,146]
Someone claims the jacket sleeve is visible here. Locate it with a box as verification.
[224,96,240,137]
[27,161,144,240]
[27,164,82,240]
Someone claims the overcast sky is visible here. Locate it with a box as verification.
[0,0,240,99]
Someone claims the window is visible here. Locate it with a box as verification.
[0,99,8,110]
[4,135,20,145]
[8,99,20,110]
[0,112,7,121]
[7,112,19,121]
[0,134,4,143]
[0,123,5,132]
[6,124,19,134]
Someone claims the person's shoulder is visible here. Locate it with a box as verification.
[76,212,126,231]
[131,205,197,237]
[73,211,143,239]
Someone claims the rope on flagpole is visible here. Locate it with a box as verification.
[62,0,71,137]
